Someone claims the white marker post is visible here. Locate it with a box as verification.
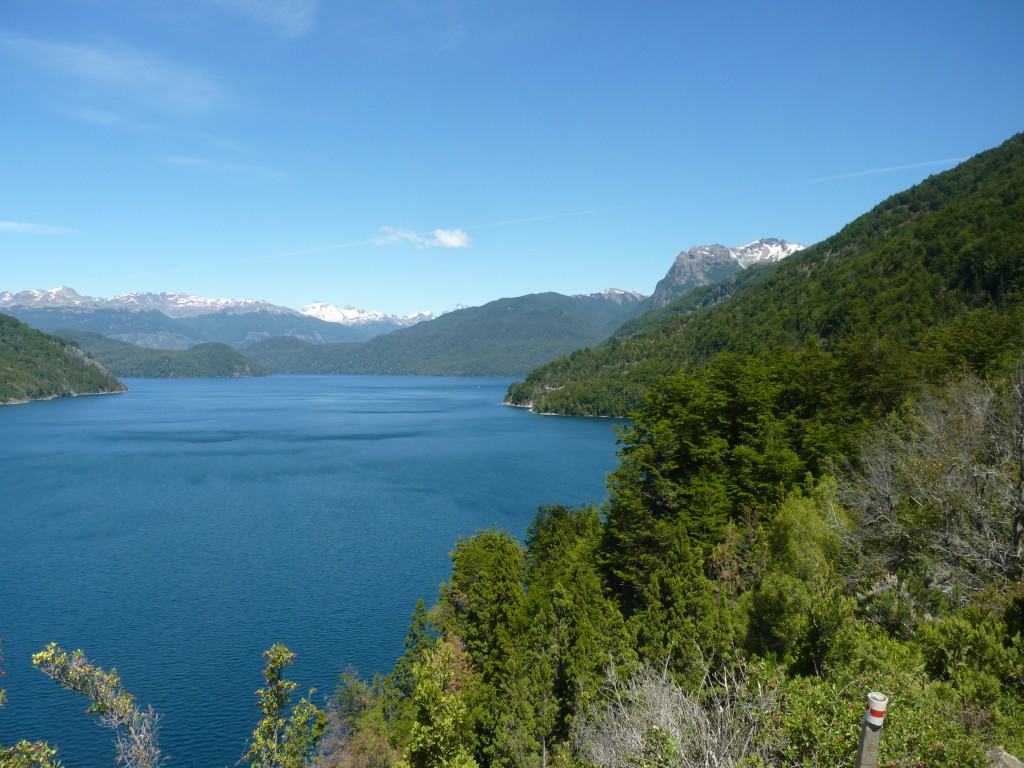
[854,691,888,768]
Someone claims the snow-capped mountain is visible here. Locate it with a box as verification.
[0,286,298,317]
[579,287,646,302]
[649,238,804,308]
[108,292,298,318]
[0,286,102,309]
[0,287,437,329]
[730,238,805,268]
[300,300,435,327]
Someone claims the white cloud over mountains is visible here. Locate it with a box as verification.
[375,226,471,249]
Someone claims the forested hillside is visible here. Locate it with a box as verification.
[508,132,1024,416]
[57,330,269,378]
[245,291,645,377]
[0,313,126,404]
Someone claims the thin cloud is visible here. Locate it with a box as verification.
[204,0,319,38]
[155,153,286,183]
[375,226,471,248]
[0,221,79,235]
[0,34,229,116]
[786,158,966,188]
[255,238,378,261]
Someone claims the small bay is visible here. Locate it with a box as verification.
[0,375,625,767]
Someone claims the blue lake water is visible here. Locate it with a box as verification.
[0,375,625,767]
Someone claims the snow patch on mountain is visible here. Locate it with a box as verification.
[731,238,805,267]
[108,292,297,318]
[301,300,436,327]
[574,288,647,303]
[0,286,101,309]
[648,238,805,308]
[0,286,299,317]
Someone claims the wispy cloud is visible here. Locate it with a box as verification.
[340,1,468,52]
[154,152,285,183]
[204,0,319,38]
[375,226,471,248]
[786,158,967,188]
[0,221,79,235]
[0,34,229,116]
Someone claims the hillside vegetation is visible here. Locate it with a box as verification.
[0,313,126,404]
[5,134,1024,767]
[57,330,269,378]
[246,292,645,377]
[508,133,1024,416]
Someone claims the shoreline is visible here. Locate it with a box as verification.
[0,387,128,407]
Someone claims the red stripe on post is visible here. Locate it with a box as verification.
[868,708,886,719]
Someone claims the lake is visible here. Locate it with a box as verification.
[0,376,625,767]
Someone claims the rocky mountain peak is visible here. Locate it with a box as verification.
[648,238,804,308]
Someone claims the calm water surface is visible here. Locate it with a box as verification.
[0,376,624,767]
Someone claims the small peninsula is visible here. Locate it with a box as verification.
[0,312,126,404]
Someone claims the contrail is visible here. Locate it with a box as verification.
[255,237,379,260]
[464,204,647,232]
[783,157,966,188]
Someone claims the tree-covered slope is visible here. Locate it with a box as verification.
[246,291,646,377]
[57,331,269,378]
[508,132,1024,415]
[0,313,126,404]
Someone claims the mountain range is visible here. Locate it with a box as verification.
[0,288,433,349]
[646,238,804,307]
[0,286,434,325]
[1,237,802,384]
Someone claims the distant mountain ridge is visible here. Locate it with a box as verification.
[0,286,427,328]
[0,287,434,349]
[647,238,804,307]
[246,290,649,377]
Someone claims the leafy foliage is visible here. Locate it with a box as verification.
[244,644,327,768]
[32,643,163,768]
[0,639,62,768]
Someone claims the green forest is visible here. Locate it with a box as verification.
[56,330,270,378]
[0,314,126,404]
[4,134,1024,767]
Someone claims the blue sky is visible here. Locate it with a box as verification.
[2,0,1022,316]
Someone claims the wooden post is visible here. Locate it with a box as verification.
[854,691,888,768]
